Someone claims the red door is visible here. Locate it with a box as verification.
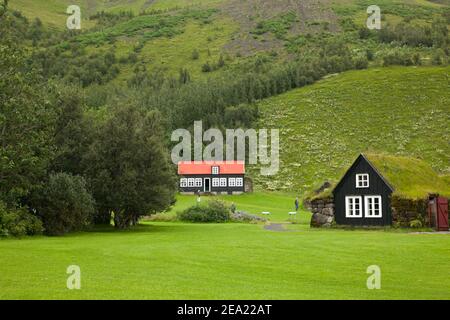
[436,197,449,231]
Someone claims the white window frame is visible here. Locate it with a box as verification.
[364,195,382,218]
[212,166,219,175]
[212,178,220,187]
[219,178,227,187]
[356,173,369,188]
[236,177,243,187]
[195,178,202,187]
[188,178,195,187]
[228,178,236,187]
[180,178,187,187]
[345,196,362,218]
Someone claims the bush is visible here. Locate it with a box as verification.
[409,219,423,229]
[0,201,43,237]
[191,49,199,60]
[177,200,230,223]
[35,173,95,235]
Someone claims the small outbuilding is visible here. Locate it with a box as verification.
[178,161,245,195]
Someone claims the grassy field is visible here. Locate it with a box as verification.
[251,66,450,194]
[1,192,450,300]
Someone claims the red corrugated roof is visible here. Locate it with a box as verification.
[178,161,245,175]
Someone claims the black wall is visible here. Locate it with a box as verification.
[179,174,245,194]
[333,156,393,226]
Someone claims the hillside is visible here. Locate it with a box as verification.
[9,0,449,82]
[250,66,450,194]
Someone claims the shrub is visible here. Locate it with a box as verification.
[0,201,43,237]
[191,49,199,60]
[177,200,230,223]
[410,219,423,229]
[35,173,95,235]
[201,62,212,72]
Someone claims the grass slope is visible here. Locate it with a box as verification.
[1,219,449,299]
[252,66,450,194]
[366,153,450,198]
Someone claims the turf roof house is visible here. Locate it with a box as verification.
[308,153,450,228]
[178,161,245,194]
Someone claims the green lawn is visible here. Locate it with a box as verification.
[1,192,449,300]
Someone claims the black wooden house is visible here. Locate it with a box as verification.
[333,154,394,226]
[178,161,245,195]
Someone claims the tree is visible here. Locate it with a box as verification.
[0,35,56,206]
[84,106,177,228]
[34,172,95,235]
[51,86,94,175]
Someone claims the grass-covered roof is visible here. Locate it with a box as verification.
[364,153,450,199]
[307,153,450,200]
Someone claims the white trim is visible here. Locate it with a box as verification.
[356,173,369,188]
[195,178,202,187]
[345,196,362,218]
[188,178,195,187]
[180,178,187,187]
[212,166,219,175]
[236,177,243,187]
[219,178,227,187]
[364,195,382,218]
[228,178,236,187]
[212,178,220,187]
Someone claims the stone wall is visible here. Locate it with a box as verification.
[391,196,429,227]
[309,198,335,228]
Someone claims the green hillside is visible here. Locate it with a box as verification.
[251,66,450,194]
[9,0,449,81]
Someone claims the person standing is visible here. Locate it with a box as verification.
[295,197,299,212]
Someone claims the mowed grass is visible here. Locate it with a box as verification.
[1,193,450,299]
[1,219,450,299]
[163,192,310,223]
[252,66,450,194]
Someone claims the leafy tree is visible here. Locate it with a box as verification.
[84,106,177,228]
[0,36,56,206]
[34,173,95,235]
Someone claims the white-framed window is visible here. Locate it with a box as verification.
[212,166,219,175]
[188,178,195,187]
[180,178,187,187]
[195,178,202,187]
[219,178,227,187]
[365,195,382,218]
[228,178,236,187]
[236,178,243,187]
[356,173,369,188]
[345,196,362,218]
[212,178,220,187]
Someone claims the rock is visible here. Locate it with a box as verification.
[310,213,330,228]
[322,207,334,216]
[232,211,266,223]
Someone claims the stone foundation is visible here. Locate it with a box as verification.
[309,198,335,228]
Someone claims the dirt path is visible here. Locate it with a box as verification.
[264,223,291,232]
